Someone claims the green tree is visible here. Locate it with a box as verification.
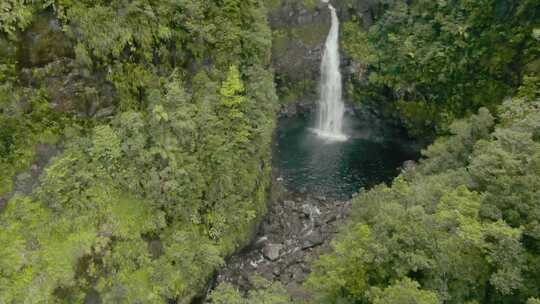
[220,65,253,146]
[370,278,439,304]
[210,277,291,304]
[343,0,539,137]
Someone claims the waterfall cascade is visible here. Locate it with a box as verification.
[314,4,347,141]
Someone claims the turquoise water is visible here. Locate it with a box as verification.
[275,113,420,200]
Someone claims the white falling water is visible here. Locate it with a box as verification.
[314,4,347,141]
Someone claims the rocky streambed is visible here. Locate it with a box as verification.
[210,179,352,301]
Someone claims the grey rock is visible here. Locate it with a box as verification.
[315,195,326,201]
[302,203,321,219]
[301,204,312,217]
[262,243,283,261]
[94,106,115,118]
[325,214,337,223]
[402,160,417,171]
[253,236,268,249]
[291,266,307,283]
[283,200,296,210]
[258,264,276,281]
[301,231,324,249]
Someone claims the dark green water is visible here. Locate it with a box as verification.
[275,113,420,200]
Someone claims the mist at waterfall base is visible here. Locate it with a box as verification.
[275,113,420,200]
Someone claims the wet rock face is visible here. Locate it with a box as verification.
[214,182,352,301]
[278,100,315,117]
[269,0,330,103]
[13,12,116,118]
[268,0,376,109]
[19,58,116,118]
[17,11,74,68]
[13,143,59,196]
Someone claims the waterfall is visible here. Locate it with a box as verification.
[314,4,347,141]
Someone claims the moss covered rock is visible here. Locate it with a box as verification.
[17,11,73,68]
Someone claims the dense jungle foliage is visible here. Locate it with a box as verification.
[342,0,539,137]
[1,0,539,303]
[0,0,277,302]
[307,93,540,304]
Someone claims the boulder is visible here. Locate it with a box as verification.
[301,204,312,218]
[94,106,115,118]
[325,214,337,223]
[252,236,268,249]
[262,243,283,261]
[283,200,296,210]
[301,231,324,249]
[402,160,417,171]
[301,203,321,218]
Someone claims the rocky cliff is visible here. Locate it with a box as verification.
[267,0,374,107]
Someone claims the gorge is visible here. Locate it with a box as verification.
[200,3,420,301]
[1,0,538,303]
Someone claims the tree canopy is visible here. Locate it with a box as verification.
[343,0,539,137]
[0,0,277,302]
[307,94,540,304]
